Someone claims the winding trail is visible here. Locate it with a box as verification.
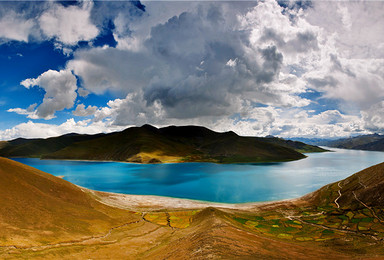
[351,176,384,223]
[285,211,324,221]
[352,191,384,224]
[357,176,367,189]
[294,217,380,240]
[283,176,384,242]
[334,181,343,209]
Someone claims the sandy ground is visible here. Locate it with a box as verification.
[87,188,303,212]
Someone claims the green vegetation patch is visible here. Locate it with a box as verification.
[361,217,374,223]
[284,226,297,232]
[231,205,384,244]
[322,229,334,235]
[305,219,319,224]
[234,217,248,225]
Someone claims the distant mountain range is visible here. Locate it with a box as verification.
[290,137,337,147]
[0,125,327,164]
[293,134,384,152]
[324,134,384,151]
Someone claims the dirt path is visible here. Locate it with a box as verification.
[285,211,324,221]
[352,191,384,224]
[334,181,342,208]
[291,216,380,240]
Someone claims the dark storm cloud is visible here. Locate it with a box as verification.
[140,6,287,119]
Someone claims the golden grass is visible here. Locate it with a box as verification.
[127,151,184,163]
[2,159,384,259]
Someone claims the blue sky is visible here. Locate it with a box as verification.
[0,0,383,140]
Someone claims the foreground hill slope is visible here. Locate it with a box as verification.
[0,125,327,163]
[0,157,139,247]
[304,161,384,209]
[1,158,384,259]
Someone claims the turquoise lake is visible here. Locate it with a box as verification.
[13,148,384,203]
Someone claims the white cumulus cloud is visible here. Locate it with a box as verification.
[73,104,98,117]
[17,69,78,119]
[0,11,35,42]
[69,2,311,123]
[39,1,99,45]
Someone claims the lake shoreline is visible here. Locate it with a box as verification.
[85,187,306,211]
[15,156,306,165]
[12,149,384,204]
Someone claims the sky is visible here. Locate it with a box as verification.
[0,0,383,140]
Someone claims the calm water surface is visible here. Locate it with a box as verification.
[13,148,384,203]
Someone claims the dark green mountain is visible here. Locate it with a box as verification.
[354,138,384,151]
[0,125,326,163]
[256,136,328,153]
[325,134,384,151]
[0,133,104,158]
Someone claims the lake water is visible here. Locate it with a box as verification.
[13,148,384,203]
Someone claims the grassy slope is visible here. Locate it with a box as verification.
[43,126,199,163]
[304,162,384,209]
[0,141,7,149]
[327,134,384,151]
[0,134,104,158]
[256,136,329,153]
[0,125,328,164]
[0,157,139,247]
[42,125,307,163]
[1,159,384,259]
[354,138,384,151]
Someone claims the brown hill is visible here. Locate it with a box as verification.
[0,157,139,247]
[1,158,384,259]
[304,162,384,210]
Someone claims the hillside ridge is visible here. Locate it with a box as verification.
[321,134,384,151]
[0,125,327,164]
